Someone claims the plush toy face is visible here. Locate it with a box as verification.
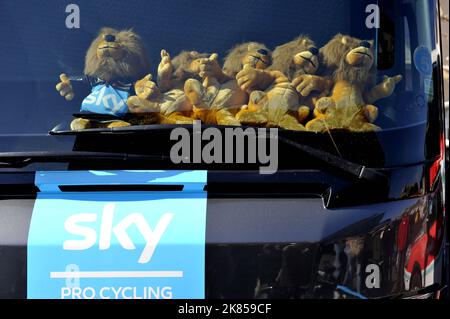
[269,36,318,80]
[223,42,271,77]
[320,34,376,85]
[343,39,374,69]
[96,33,124,60]
[84,27,150,82]
[292,47,320,76]
[242,45,272,70]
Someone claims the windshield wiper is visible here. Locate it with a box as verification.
[47,124,388,186]
[277,136,389,187]
[0,151,170,168]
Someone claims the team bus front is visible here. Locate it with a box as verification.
[0,0,447,299]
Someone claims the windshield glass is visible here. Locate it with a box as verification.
[0,0,442,169]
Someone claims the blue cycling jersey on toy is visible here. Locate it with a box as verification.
[81,79,133,117]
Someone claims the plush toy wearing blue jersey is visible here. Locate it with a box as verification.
[56,27,151,130]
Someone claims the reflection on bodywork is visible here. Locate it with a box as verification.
[205,191,445,299]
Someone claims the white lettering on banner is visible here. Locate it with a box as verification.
[50,270,183,278]
[63,203,174,264]
[61,286,173,299]
[63,214,97,250]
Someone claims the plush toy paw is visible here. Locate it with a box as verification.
[292,74,330,97]
[364,104,379,123]
[380,75,402,97]
[315,97,335,114]
[70,118,92,130]
[157,50,174,82]
[236,65,266,92]
[135,74,161,101]
[306,97,336,132]
[105,121,132,128]
[198,53,223,79]
[184,79,207,107]
[297,106,311,124]
[127,95,160,114]
[305,117,329,132]
[56,74,74,101]
[184,78,219,109]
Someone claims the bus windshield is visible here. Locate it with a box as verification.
[0,0,443,168]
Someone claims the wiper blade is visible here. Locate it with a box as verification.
[277,136,388,187]
[47,124,388,186]
[49,123,249,135]
[50,123,196,135]
[0,151,170,168]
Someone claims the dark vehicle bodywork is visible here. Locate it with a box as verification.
[0,171,446,299]
[0,125,447,299]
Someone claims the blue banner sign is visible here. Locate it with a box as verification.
[28,170,208,299]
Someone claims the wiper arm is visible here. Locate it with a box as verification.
[277,136,388,187]
[47,124,388,186]
[49,123,192,135]
[0,151,170,168]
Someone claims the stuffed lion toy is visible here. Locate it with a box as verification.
[235,36,323,131]
[305,34,402,132]
[127,50,211,124]
[222,42,272,78]
[182,42,271,126]
[268,35,332,124]
[56,27,151,130]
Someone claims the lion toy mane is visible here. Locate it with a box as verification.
[56,27,151,130]
[305,34,402,132]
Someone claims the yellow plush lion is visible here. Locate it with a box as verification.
[56,27,151,130]
[127,50,211,124]
[183,42,272,126]
[305,34,402,132]
[235,36,325,131]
